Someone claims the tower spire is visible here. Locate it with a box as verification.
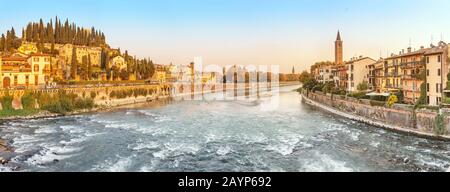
[336,30,341,41]
[335,30,343,65]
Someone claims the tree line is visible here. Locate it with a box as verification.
[0,17,107,53]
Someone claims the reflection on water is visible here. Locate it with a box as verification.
[1,85,450,172]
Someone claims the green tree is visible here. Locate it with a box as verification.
[87,54,92,80]
[299,70,313,84]
[357,81,369,91]
[0,34,5,51]
[70,47,78,79]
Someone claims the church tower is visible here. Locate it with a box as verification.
[335,31,343,65]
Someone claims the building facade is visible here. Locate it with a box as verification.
[0,53,51,89]
[346,57,375,92]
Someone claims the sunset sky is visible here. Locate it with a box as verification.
[2,0,450,73]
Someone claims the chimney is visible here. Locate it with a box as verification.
[402,49,405,54]
[407,47,412,53]
[420,46,424,49]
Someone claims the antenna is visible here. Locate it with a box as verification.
[441,33,443,41]
[431,35,434,44]
[409,38,412,47]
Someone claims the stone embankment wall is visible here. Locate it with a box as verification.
[303,91,450,139]
[0,84,173,110]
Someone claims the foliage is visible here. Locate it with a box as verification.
[302,78,318,91]
[386,94,398,108]
[0,92,14,111]
[21,92,35,110]
[394,91,404,104]
[348,92,368,99]
[321,81,335,93]
[370,100,386,107]
[73,98,94,110]
[434,113,447,135]
[299,71,313,84]
[0,109,39,118]
[23,17,106,46]
[357,81,369,91]
[90,92,97,99]
[415,82,427,107]
[369,95,387,102]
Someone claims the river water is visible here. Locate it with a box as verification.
[1,85,450,172]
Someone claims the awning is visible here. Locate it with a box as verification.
[366,92,390,97]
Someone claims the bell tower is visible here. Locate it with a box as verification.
[335,31,343,65]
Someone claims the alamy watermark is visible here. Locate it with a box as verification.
[169,57,280,110]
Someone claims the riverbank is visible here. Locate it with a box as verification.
[301,92,450,141]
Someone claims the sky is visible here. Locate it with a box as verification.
[2,0,450,73]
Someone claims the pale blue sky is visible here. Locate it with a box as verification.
[1,0,450,72]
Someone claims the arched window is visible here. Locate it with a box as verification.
[34,64,39,72]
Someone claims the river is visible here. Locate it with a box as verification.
[1,85,449,172]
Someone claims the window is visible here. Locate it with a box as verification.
[438,68,441,76]
[440,83,443,93]
[427,96,430,104]
[427,83,430,92]
[44,58,50,62]
[426,57,430,63]
[25,75,29,86]
[33,57,39,62]
[351,65,354,71]
[34,65,39,72]
[438,55,441,62]
[427,69,429,76]
[14,75,18,86]
[436,83,439,93]
[351,83,354,87]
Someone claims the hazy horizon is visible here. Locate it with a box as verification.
[2,0,450,73]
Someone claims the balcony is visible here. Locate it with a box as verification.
[400,61,425,69]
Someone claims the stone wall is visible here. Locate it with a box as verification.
[0,84,173,110]
[304,91,450,137]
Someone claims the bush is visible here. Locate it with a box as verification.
[21,92,35,110]
[74,98,94,110]
[90,92,97,99]
[434,113,447,135]
[1,92,14,111]
[386,95,398,108]
[348,92,368,99]
[370,100,386,107]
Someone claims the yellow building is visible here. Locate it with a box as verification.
[109,55,127,70]
[425,42,449,106]
[346,56,375,92]
[0,53,51,89]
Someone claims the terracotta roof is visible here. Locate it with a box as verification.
[1,56,28,62]
[424,47,445,55]
[30,53,51,57]
[385,49,426,59]
[345,57,375,64]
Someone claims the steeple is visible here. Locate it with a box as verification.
[335,30,343,65]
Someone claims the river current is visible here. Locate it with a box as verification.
[1,85,450,172]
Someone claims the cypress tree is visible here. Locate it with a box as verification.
[0,34,5,51]
[87,54,92,80]
[70,47,77,79]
